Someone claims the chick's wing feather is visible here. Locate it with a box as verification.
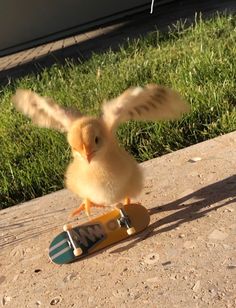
[12,89,82,132]
[102,84,189,131]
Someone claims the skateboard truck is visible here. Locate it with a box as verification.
[63,224,83,257]
[117,207,136,235]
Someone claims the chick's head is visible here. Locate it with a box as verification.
[67,117,109,163]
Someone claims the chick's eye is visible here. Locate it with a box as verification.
[95,136,99,144]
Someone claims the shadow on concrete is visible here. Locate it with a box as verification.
[110,175,236,253]
[0,0,235,85]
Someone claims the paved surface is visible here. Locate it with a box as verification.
[0,0,235,84]
[1,132,235,307]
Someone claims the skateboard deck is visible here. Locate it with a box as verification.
[49,203,150,264]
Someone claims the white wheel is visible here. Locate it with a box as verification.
[73,247,83,257]
[63,223,73,231]
[127,227,136,235]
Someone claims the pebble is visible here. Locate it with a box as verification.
[144,253,160,265]
[209,288,216,295]
[63,272,78,283]
[179,234,185,238]
[50,297,61,305]
[188,157,202,163]
[192,280,201,292]
[206,242,215,249]
[208,229,228,240]
[224,207,234,213]
[189,268,196,274]
[13,275,19,282]
[1,296,12,306]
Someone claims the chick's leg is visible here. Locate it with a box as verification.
[70,198,108,218]
[69,200,87,218]
[125,197,131,205]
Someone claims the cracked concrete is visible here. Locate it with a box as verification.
[0,131,235,307]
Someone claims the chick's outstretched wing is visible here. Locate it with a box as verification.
[12,89,82,132]
[102,84,189,131]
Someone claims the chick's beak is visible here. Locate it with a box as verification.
[82,144,93,163]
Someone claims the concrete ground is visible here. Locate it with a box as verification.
[1,132,235,307]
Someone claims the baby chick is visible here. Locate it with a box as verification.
[12,84,189,217]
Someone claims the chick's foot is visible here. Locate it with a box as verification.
[125,197,131,205]
[69,199,109,218]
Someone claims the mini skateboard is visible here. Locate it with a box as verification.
[49,203,150,264]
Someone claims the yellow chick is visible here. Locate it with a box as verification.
[12,84,189,217]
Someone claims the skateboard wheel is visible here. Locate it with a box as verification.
[63,223,73,231]
[73,247,83,257]
[127,227,136,235]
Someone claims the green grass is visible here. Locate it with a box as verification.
[0,13,235,209]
